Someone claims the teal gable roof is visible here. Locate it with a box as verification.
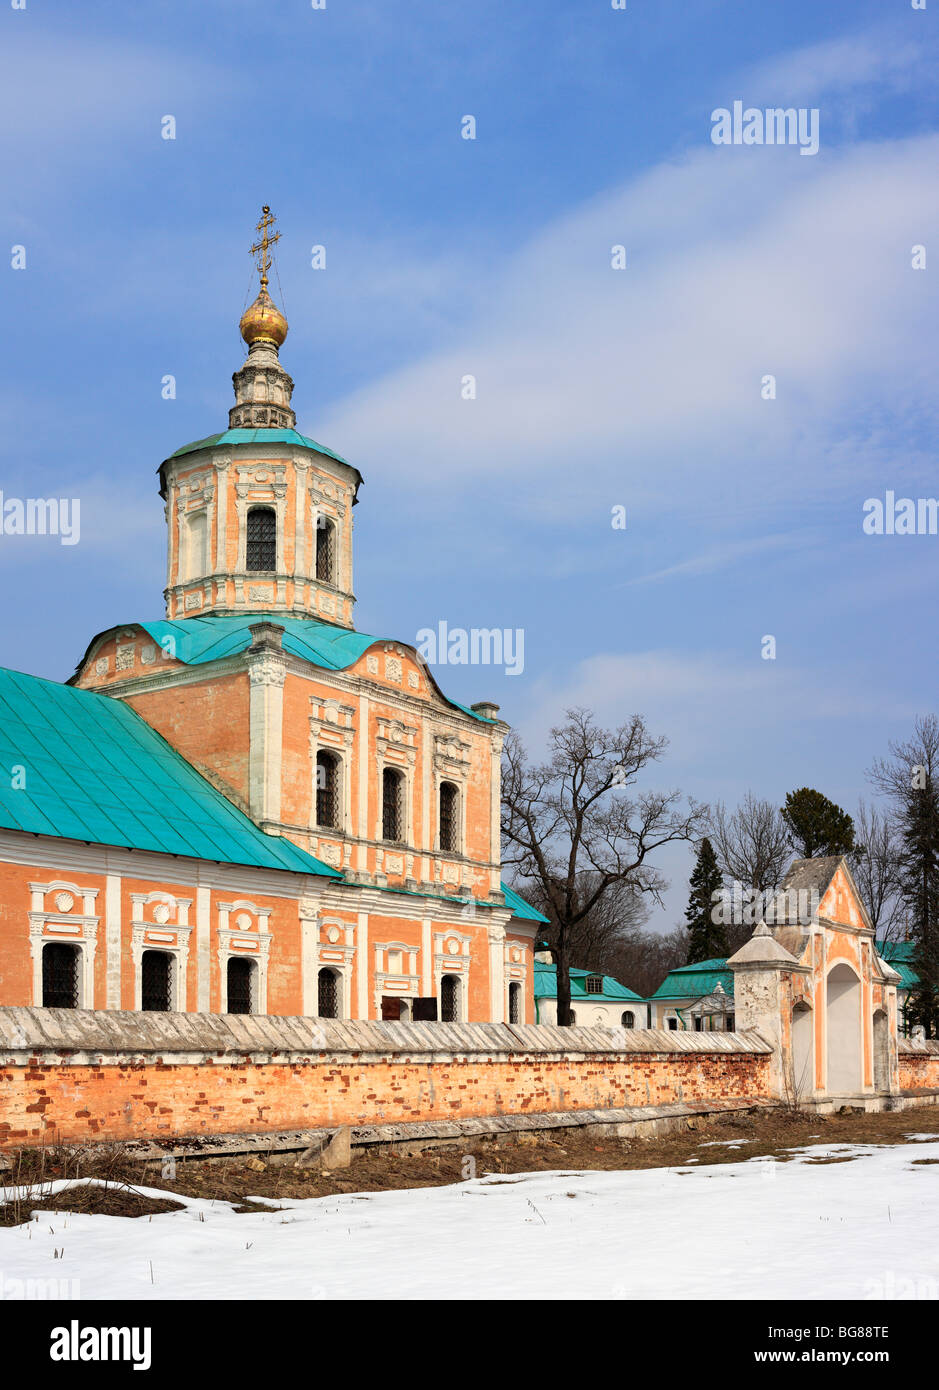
[533,962,642,1003]
[139,614,377,673]
[652,958,734,1000]
[501,882,549,924]
[166,429,353,471]
[0,666,339,878]
[86,614,493,726]
[876,939,918,991]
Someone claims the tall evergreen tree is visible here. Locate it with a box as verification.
[685,837,727,963]
[897,773,939,1036]
[781,787,855,860]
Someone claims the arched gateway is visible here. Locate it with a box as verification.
[728,856,901,1110]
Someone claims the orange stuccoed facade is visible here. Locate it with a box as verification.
[0,238,543,1029]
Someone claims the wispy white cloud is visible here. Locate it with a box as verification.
[318,128,939,536]
[623,531,808,586]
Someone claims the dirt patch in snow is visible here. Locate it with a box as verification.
[1,1106,937,1211]
[0,1183,184,1227]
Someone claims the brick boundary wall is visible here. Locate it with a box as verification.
[898,1037,939,1094]
[0,1008,774,1149]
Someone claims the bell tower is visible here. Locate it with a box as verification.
[160,208,362,629]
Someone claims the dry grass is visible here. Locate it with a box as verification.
[1,1105,937,1217]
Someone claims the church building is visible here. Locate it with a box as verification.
[0,209,544,1026]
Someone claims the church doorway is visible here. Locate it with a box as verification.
[826,963,862,1094]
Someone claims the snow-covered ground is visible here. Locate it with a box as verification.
[1,1138,937,1300]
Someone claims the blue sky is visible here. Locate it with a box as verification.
[2,0,937,930]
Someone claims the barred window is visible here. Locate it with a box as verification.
[621,1010,635,1028]
[246,506,276,572]
[440,974,460,1023]
[439,781,458,852]
[586,975,603,995]
[42,942,80,1009]
[227,956,255,1014]
[316,516,335,584]
[382,767,404,843]
[508,981,521,1024]
[316,750,341,829]
[318,967,339,1019]
[141,950,172,1012]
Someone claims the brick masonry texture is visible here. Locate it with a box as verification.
[898,1039,939,1092]
[0,1008,773,1148]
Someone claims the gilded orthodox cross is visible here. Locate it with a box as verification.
[250,205,281,289]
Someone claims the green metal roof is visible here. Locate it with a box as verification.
[876,938,914,962]
[501,882,549,924]
[875,940,917,991]
[124,614,493,724]
[165,428,352,470]
[651,958,734,1000]
[0,666,340,878]
[533,962,642,1002]
[140,614,377,672]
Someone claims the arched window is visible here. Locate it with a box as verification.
[316,516,335,584]
[382,767,404,842]
[317,967,339,1019]
[226,956,256,1014]
[621,1010,635,1028]
[508,981,521,1024]
[246,506,276,572]
[141,950,172,1012]
[440,974,460,1023]
[439,781,459,853]
[42,942,80,1008]
[569,1009,577,1025]
[315,750,342,829]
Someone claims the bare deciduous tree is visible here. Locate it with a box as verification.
[851,798,902,940]
[501,707,704,1026]
[604,926,689,1002]
[707,792,791,893]
[868,714,939,807]
[520,873,650,976]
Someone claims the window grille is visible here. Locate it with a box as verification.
[316,518,335,583]
[440,974,459,1023]
[439,781,458,852]
[586,975,603,995]
[316,750,341,829]
[42,943,79,1008]
[318,968,339,1018]
[622,1011,635,1028]
[246,507,276,571]
[227,956,254,1014]
[508,981,521,1024]
[382,767,404,842]
[141,950,172,1012]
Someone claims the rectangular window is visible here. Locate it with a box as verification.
[141,950,172,1011]
[382,767,403,842]
[42,943,80,1008]
[246,507,276,572]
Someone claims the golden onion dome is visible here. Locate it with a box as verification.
[239,282,288,348]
